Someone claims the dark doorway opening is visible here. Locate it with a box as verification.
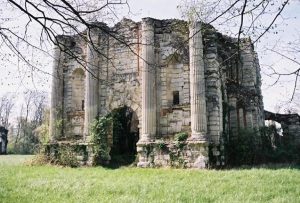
[173,91,179,105]
[110,106,139,167]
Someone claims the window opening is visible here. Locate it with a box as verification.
[173,91,179,105]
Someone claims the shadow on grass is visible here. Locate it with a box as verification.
[223,163,300,170]
[102,154,137,169]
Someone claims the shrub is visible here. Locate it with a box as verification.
[56,145,78,167]
[174,132,188,142]
[26,154,51,166]
[156,140,167,150]
[225,128,260,166]
[29,145,79,167]
[91,115,112,165]
[224,126,300,167]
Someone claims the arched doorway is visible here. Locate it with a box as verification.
[109,106,139,166]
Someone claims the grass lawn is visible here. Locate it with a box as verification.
[0,155,300,203]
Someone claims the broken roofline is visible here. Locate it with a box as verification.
[54,17,254,47]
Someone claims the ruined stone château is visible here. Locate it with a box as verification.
[0,126,8,155]
[49,18,264,168]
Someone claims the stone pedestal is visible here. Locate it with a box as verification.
[137,140,208,168]
[84,29,99,141]
[189,21,207,141]
[186,140,209,168]
[49,36,64,141]
[136,142,154,168]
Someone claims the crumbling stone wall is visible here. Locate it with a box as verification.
[98,19,142,126]
[48,18,264,168]
[265,110,300,145]
[156,20,190,138]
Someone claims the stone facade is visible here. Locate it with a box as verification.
[48,18,264,168]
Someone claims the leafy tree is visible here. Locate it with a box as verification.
[9,90,47,154]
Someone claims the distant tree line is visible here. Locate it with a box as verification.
[0,91,48,154]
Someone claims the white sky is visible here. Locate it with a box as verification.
[0,0,300,115]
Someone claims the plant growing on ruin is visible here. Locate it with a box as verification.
[91,115,112,164]
[169,151,187,168]
[224,128,260,166]
[173,132,188,149]
[90,106,136,166]
[156,139,167,150]
[174,132,188,142]
[31,144,79,167]
[55,145,79,167]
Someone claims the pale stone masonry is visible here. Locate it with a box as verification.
[48,18,264,168]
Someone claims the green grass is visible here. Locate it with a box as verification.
[0,155,300,203]
[0,155,34,166]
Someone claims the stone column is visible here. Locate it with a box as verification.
[84,29,99,140]
[189,21,207,141]
[49,36,64,141]
[228,96,238,138]
[245,108,254,128]
[203,26,223,145]
[238,108,245,129]
[139,18,156,143]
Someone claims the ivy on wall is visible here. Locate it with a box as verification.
[91,114,112,164]
[90,106,135,165]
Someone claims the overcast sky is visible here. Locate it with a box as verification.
[0,0,299,114]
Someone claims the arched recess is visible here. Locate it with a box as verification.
[71,68,85,111]
[108,100,142,127]
[108,106,139,166]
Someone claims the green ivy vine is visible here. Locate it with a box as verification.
[90,114,112,164]
[90,106,132,165]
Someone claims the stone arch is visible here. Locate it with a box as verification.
[108,100,142,129]
[108,105,140,166]
[71,68,85,111]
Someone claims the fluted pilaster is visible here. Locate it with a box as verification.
[139,18,156,143]
[189,21,207,141]
[228,96,238,137]
[84,29,99,139]
[49,37,64,141]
